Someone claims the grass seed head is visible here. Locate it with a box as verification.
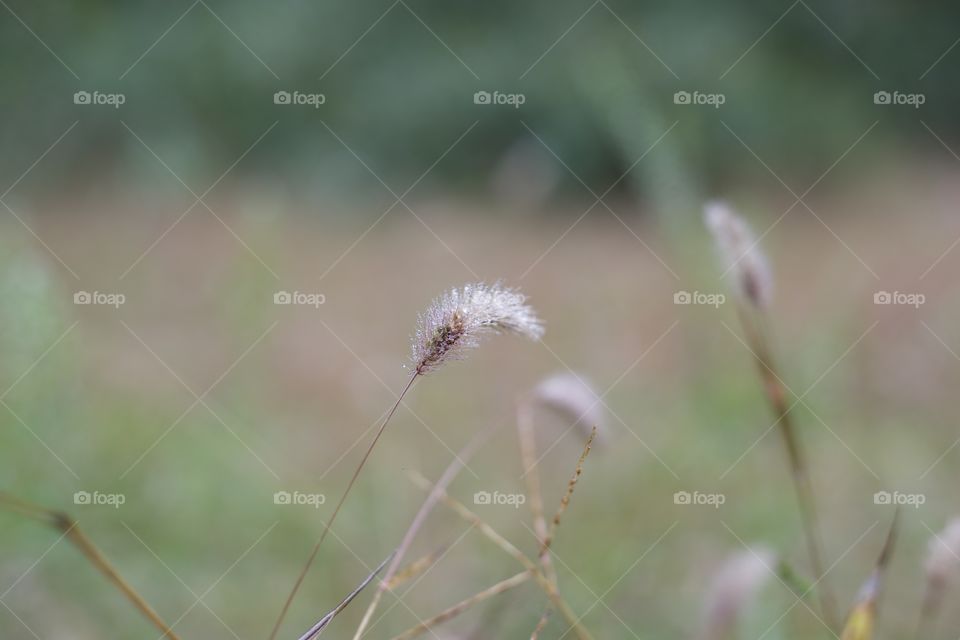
[704,201,772,310]
[702,547,775,640]
[411,282,543,375]
[925,517,960,589]
[533,372,604,440]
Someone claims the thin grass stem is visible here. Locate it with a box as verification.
[388,571,530,640]
[269,372,419,640]
[736,307,836,630]
[0,492,181,640]
[353,426,492,639]
[407,471,595,640]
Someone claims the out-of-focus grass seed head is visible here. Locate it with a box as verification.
[925,517,960,590]
[704,201,773,310]
[533,372,605,441]
[701,547,775,640]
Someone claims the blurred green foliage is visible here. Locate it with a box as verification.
[1,1,957,209]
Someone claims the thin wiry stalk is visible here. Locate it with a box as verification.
[736,309,837,629]
[540,427,596,559]
[297,551,394,640]
[530,608,552,639]
[353,427,494,639]
[407,471,595,640]
[388,571,531,640]
[527,429,595,639]
[704,202,834,627]
[0,492,181,640]
[516,397,556,584]
[383,547,448,591]
[269,372,418,640]
[273,282,542,639]
[517,396,557,635]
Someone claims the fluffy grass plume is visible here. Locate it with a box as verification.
[924,517,960,596]
[271,281,541,640]
[917,516,960,635]
[533,371,604,440]
[701,547,775,640]
[704,201,772,310]
[412,282,543,374]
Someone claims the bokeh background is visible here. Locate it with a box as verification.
[2,2,960,638]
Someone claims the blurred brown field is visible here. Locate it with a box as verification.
[4,164,960,638]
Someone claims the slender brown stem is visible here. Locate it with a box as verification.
[539,427,595,559]
[269,372,419,640]
[407,471,595,640]
[530,608,551,639]
[516,397,556,584]
[296,551,394,640]
[517,397,557,639]
[736,308,837,630]
[353,426,493,639]
[915,585,939,640]
[388,571,530,640]
[0,492,181,640]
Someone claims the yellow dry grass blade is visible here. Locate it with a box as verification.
[840,602,875,640]
[839,513,898,640]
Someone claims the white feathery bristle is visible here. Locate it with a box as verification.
[704,201,772,309]
[533,372,604,439]
[701,547,775,640]
[411,282,544,375]
[925,517,960,589]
